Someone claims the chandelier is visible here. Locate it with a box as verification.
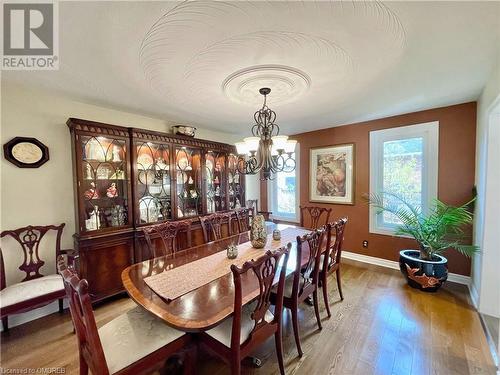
[235,88,296,180]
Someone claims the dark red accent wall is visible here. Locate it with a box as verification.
[264,102,477,276]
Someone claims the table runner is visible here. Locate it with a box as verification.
[144,227,309,301]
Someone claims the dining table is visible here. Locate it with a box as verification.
[121,223,319,333]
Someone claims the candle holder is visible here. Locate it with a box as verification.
[226,244,238,259]
[273,229,281,240]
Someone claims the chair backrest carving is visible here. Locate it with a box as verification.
[142,220,192,258]
[230,244,291,349]
[328,218,348,267]
[293,227,325,296]
[235,208,251,233]
[300,206,332,229]
[199,212,233,242]
[0,224,65,282]
[57,256,109,375]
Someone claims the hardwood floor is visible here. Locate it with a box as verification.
[1,260,496,375]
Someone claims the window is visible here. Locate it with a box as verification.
[369,122,439,235]
[268,147,300,222]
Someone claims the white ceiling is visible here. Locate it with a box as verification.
[3,1,500,135]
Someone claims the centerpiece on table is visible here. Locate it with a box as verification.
[226,243,238,259]
[250,214,267,248]
[368,192,478,292]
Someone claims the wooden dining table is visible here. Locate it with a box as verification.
[121,223,316,333]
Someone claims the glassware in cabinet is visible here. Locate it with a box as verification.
[135,141,172,223]
[204,151,227,213]
[227,153,244,210]
[175,146,202,218]
[80,135,129,232]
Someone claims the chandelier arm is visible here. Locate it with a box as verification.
[282,154,296,173]
[254,110,261,125]
[237,87,296,180]
[237,156,259,175]
[277,154,287,173]
[251,155,262,172]
[269,110,276,126]
[247,154,259,173]
[268,154,279,173]
[236,155,247,174]
[270,123,279,137]
[251,123,260,137]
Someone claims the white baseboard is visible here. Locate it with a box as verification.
[469,283,480,309]
[341,250,471,286]
[0,299,69,332]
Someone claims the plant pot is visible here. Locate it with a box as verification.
[399,250,448,292]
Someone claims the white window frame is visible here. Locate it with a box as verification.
[268,145,300,223]
[369,121,439,236]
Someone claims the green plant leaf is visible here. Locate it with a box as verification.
[367,192,479,259]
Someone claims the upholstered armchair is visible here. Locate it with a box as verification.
[0,223,76,331]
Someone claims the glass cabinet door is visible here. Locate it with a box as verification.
[175,147,202,218]
[135,141,172,223]
[227,153,244,210]
[204,151,227,213]
[80,135,129,232]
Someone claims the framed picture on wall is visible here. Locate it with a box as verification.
[310,143,355,205]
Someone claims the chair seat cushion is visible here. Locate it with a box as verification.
[99,306,185,374]
[205,302,274,348]
[0,274,64,308]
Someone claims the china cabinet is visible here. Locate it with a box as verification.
[134,139,172,223]
[228,153,245,210]
[175,146,202,218]
[204,150,227,213]
[68,119,244,301]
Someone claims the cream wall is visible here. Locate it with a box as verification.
[473,46,500,322]
[0,81,241,328]
[244,174,260,204]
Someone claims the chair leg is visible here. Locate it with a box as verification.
[336,268,344,300]
[230,352,241,375]
[275,326,285,375]
[312,290,322,330]
[290,304,303,357]
[182,344,198,375]
[322,273,331,318]
[2,316,8,332]
[58,298,64,313]
[79,352,89,375]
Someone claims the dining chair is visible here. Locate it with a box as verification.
[271,227,326,357]
[199,212,234,243]
[246,199,272,221]
[235,208,251,233]
[142,220,192,258]
[200,244,291,375]
[299,206,332,229]
[0,223,76,331]
[320,218,348,317]
[56,256,194,375]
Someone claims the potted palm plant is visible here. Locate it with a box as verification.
[368,192,478,292]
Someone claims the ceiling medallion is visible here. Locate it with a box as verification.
[235,88,296,180]
[222,65,311,106]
